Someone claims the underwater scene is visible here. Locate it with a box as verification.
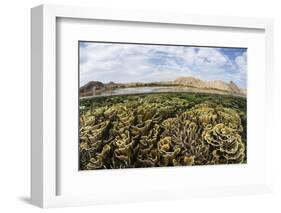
[79,42,247,170]
[79,93,246,169]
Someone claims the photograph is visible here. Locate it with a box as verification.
[79,41,247,170]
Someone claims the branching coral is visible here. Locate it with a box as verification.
[79,93,246,170]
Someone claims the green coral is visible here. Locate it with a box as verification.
[79,93,246,170]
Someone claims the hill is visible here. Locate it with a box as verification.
[174,77,244,94]
[80,76,246,97]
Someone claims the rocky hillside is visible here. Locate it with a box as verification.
[174,77,244,94]
[80,77,245,97]
[80,81,105,96]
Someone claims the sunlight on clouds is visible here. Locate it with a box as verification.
[80,42,247,88]
[235,52,247,74]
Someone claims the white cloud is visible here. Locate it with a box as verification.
[80,42,246,88]
[196,48,228,66]
[235,51,247,74]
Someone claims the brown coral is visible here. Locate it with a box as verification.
[203,123,245,164]
[79,93,246,170]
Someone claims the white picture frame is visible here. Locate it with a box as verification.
[31,4,274,208]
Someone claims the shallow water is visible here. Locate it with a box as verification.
[83,86,240,98]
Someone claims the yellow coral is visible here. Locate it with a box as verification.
[79,93,246,170]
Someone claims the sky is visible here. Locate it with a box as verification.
[79,42,247,88]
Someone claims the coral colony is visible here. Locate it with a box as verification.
[79,93,246,170]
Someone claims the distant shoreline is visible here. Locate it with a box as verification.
[80,76,246,98]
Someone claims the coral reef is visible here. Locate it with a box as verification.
[79,93,246,170]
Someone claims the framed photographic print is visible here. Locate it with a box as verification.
[31,4,274,208]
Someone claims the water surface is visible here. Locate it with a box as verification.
[82,86,240,99]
